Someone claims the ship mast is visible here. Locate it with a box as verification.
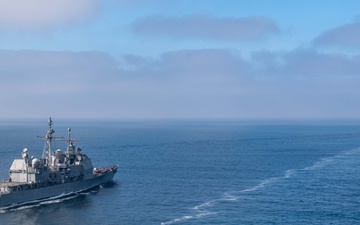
[64,127,78,162]
[38,117,62,164]
[66,128,77,146]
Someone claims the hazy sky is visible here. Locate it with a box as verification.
[1,0,360,119]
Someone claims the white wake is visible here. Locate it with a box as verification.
[160,147,360,225]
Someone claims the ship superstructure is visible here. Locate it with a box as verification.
[0,118,118,208]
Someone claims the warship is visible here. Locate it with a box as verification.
[0,118,118,208]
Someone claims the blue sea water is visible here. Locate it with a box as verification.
[0,119,360,224]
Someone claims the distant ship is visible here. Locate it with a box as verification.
[0,118,118,208]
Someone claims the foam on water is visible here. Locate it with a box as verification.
[0,185,103,213]
[161,211,217,225]
[0,192,81,213]
[160,147,360,225]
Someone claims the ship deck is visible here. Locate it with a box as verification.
[1,181,29,187]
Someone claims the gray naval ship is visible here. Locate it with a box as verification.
[0,118,118,208]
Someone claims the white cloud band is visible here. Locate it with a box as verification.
[0,0,98,29]
[133,15,280,41]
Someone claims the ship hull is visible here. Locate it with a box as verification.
[0,167,117,208]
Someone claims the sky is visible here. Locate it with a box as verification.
[1,0,360,119]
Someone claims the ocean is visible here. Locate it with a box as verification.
[0,119,360,224]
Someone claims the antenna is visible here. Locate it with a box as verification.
[63,127,78,146]
[62,127,79,161]
[38,117,63,163]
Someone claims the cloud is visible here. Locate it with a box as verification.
[0,0,98,30]
[0,50,119,90]
[132,15,280,41]
[107,0,155,4]
[117,49,360,118]
[0,50,123,118]
[1,48,360,119]
[120,49,252,97]
[129,49,360,81]
[313,22,360,48]
[251,49,360,78]
[0,49,252,118]
[122,54,152,69]
[153,49,249,77]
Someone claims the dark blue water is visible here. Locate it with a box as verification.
[0,120,360,224]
